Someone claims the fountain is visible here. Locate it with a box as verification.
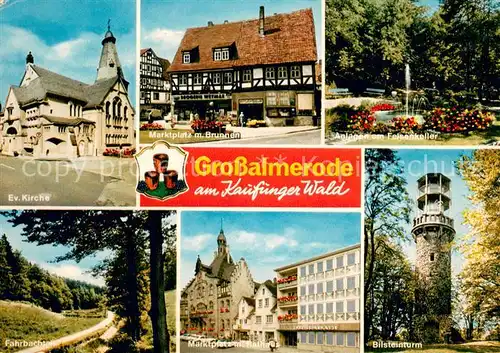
[372,64,427,124]
[405,63,410,118]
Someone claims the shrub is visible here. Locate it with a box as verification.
[424,108,494,133]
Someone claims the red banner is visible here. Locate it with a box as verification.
[137,145,361,208]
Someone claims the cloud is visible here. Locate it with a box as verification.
[142,27,185,61]
[182,233,212,252]
[40,262,104,287]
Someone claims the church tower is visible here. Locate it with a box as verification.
[96,21,126,84]
[217,223,228,255]
[412,173,455,342]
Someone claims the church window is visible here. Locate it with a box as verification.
[124,106,128,119]
[430,253,435,262]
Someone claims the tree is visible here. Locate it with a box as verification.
[367,235,415,340]
[2,210,177,352]
[364,149,412,339]
[456,150,500,327]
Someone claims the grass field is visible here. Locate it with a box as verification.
[0,301,102,353]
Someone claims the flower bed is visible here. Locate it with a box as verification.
[277,276,297,284]
[140,122,164,130]
[278,314,298,321]
[192,120,226,134]
[348,111,376,132]
[390,116,421,133]
[424,108,494,133]
[370,103,395,112]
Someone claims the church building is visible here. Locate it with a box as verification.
[180,227,257,339]
[0,25,135,158]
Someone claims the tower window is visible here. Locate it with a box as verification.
[430,253,435,262]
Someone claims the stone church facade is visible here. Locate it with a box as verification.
[0,25,135,158]
[180,228,257,338]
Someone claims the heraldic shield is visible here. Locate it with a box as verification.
[135,140,189,201]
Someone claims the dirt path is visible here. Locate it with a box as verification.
[15,311,115,353]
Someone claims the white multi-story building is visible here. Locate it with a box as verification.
[275,244,361,353]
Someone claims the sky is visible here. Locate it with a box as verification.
[180,211,361,289]
[388,149,475,278]
[0,0,137,108]
[0,215,109,286]
[141,0,322,63]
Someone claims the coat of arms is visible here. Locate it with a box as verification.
[135,140,189,200]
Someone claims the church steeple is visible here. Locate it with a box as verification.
[96,19,125,83]
[217,219,227,255]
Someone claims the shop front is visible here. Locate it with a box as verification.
[172,93,232,121]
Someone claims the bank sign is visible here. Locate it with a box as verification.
[137,142,361,208]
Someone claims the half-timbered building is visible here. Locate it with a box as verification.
[167,6,318,126]
[140,48,171,117]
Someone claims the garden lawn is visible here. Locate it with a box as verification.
[0,301,102,353]
[139,129,235,144]
[366,342,500,352]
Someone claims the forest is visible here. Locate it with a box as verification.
[325,0,500,99]
[0,210,177,353]
[0,234,103,312]
[364,149,500,349]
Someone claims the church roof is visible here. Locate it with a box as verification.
[41,115,95,126]
[12,65,122,109]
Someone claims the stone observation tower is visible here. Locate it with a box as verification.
[412,173,455,342]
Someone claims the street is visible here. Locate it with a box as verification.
[0,157,136,207]
[210,130,321,145]
[180,341,298,353]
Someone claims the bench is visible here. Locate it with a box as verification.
[327,88,351,99]
[365,88,386,96]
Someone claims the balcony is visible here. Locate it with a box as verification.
[418,185,450,197]
[278,295,298,307]
[413,214,454,230]
[277,279,297,290]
